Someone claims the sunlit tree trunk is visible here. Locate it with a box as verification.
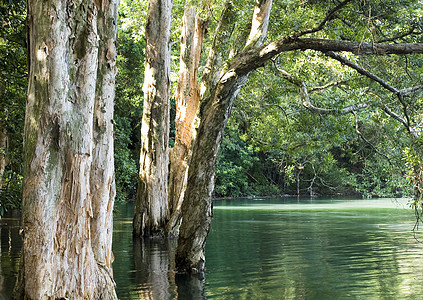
[167,7,207,237]
[133,0,172,237]
[175,0,273,273]
[13,0,118,298]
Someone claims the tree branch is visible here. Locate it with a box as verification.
[300,82,368,115]
[293,0,353,38]
[352,112,393,162]
[272,62,368,115]
[325,51,399,94]
[324,50,421,138]
[377,26,419,43]
[231,38,423,77]
[201,0,237,95]
[400,85,423,96]
[309,79,354,92]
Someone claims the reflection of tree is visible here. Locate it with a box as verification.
[0,241,4,300]
[133,238,171,299]
[132,237,206,299]
[0,211,22,298]
[175,273,206,300]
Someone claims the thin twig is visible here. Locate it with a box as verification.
[292,0,353,39]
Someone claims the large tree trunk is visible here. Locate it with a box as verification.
[13,0,118,298]
[133,0,172,238]
[175,0,273,273]
[167,7,207,237]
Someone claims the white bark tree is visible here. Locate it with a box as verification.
[133,0,423,273]
[167,7,207,237]
[13,0,118,298]
[174,0,423,272]
[133,0,172,237]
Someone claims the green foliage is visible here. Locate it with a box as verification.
[114,1,146,202]
[0,0,26,214]
[404,143,423,206]
[0,171,22,215]
[2,0,421,205]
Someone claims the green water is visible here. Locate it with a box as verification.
[205,198,423,299]
[2,198,423,299]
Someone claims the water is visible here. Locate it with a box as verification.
[2,198,423,299]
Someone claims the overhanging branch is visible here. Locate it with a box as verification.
[325,50,421,138]
[273,62,368,115]
[231,38,423,77]
[325,51,399,93]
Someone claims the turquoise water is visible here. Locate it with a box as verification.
[2,198,423,299]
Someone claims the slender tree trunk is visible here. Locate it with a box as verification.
[167,7,207,237]
[0,127,8,191]
[175,0,273,273]
[13,0,118,298]
[133,0,172,237]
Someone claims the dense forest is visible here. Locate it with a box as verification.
[2,0,422,214]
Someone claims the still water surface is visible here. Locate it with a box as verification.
[2,198,423,299]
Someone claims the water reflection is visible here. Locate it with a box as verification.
[3,199,423,299]
[113,203,206,299]
[133,238,174,299]
[0,210,21,299]
[206,198,423,299]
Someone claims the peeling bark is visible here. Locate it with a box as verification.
[133,0,172,237]
[175,0,273,273]
[13,0,118,298]
[167,7,207,237]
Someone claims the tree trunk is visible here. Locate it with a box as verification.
[13,0,118,298]
[0,127,8,192]
[167,7,207,237]
[175,0,273,273]
[133,0,172,237]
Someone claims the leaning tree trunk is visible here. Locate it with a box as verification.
[175,0,273,273]
[13,0,118,298]
[167,7,207,237]
[133,0,172,237]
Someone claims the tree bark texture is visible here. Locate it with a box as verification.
[167,7,207,237]
[133,0,172,237]
[175,0,273,273]
[14,0,118,298]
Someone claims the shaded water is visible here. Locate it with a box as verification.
[2,198,423,299]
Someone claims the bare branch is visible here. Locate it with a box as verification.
[309,79,353,92]
[382,105,408,128]
[401,85,423,96]
[245,0,273,50]
[293,0,353,38]
[201,1,237,95]
[264,103,290,123]
[324,50,421,138]
[326,52,423,99]
[352,112,393,162]
[325,51,399,93]
[382,105,419,138]
[272,62,368,115]
[300,82,368,115]
[377,26,418,43]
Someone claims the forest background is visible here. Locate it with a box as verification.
[1,0,423,215]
